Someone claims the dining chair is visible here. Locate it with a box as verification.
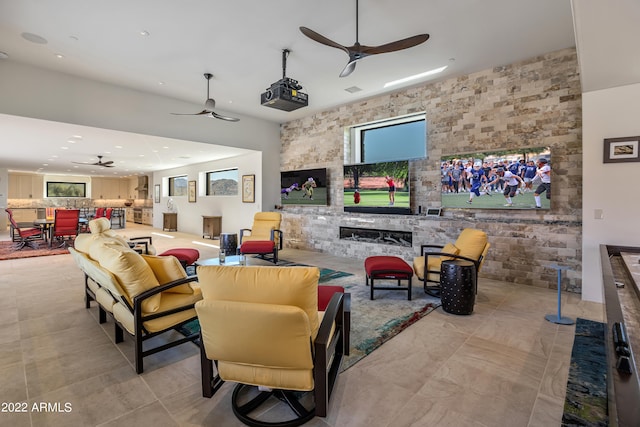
[5,208,43,250]
[51,209,81,248]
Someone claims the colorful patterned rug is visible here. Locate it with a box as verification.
[0,240,69,260]
[562,318,608,426]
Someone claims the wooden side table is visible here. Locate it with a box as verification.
[163,212,177,231]
[202,216,222,239]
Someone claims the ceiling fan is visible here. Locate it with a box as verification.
[171,73,240,122]
[300,0,429,77]
[72,155,114,168]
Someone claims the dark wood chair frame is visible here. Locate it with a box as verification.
[200,292,350,426]
[366,267,413,300]
[83,272,200,374]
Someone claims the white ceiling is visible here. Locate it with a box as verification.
[0,0,638,176]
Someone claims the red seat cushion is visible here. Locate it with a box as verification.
[364,256,413,278]
[318,285,345,311]
[240,240,275,254]
[159,248,200,265]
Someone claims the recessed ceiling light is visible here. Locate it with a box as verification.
[60,146,69,150]
[73,135,82,139]
[21,32,48,44]
[115,145,123,149]
[55,53,64,59]
[158,81,165,85]
[140,30,150,36]
[383,66,448,88]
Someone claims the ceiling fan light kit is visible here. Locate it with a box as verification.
[300,0,429,77]
[171,73,240,122]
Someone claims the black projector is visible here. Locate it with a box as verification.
[261,78,308,112]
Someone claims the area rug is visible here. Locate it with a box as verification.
[0,240,69,260]
[181,266,441,372]
[562,318,608,427]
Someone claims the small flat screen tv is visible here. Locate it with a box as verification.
[343,160,411,215]
[280,168,328,205]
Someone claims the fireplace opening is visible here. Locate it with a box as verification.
[339,226,412,247]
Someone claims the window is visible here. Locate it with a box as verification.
[347,114,426,164]
[206,168,239,196]
[46,182,86,197]
[168,175,188,197]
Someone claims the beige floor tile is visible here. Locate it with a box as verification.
[0,224,606,426]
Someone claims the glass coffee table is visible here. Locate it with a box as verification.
[195,255,249,267]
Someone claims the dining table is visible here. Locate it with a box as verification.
[33,217,88,244]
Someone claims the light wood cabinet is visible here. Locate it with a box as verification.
[8,173,43,198]
[142,209,153,225]
[163,212,177,231]
[202,216,222,239]
[92,177,130,199]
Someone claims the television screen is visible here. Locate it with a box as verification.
[280,168,328,205]
[440,146,551,210]
[343,160,411,214]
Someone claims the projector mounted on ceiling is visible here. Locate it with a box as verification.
[261,49,308,112]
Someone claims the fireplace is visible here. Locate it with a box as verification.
[339,227,412,247]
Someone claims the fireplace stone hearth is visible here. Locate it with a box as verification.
[339,226,412,247]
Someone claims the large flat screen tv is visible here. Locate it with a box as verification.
[343,160,411,215]
[280,168,328,205]
[440,146,551,210]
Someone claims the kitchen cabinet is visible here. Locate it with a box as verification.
[8,173,43,198]
[163,212,177,231]
[92,178,130,199]
[125,208,134,223]
[142,209,153,225]
[202,216,222,239]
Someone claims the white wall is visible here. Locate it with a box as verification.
[0,61,282,210]
[152,151,263,237]
[582,82,640,302]
[0,168,7,229]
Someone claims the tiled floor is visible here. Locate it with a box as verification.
[0,224,603,426]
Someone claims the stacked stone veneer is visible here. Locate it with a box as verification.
[280,48,582,292]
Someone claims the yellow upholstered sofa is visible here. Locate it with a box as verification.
[196,265,348,426]
[413,228,490,296]
[70,218,201,373]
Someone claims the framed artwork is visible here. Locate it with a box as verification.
[154,184,160,203]
[604,136,640,163]
[242,174,255,203]
[188,180,197,203]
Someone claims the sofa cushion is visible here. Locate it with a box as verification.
[142,254,194,294]
[89,241,161,313]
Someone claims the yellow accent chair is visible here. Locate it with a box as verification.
[196,265,348,426]
[413,228,490,297]
[70,218,201,373]
[239,212,283,263]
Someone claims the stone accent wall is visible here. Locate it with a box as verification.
[280,48,582,293]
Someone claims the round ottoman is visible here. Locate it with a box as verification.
[159,248,200,268]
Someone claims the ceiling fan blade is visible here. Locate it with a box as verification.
[360,34,430,55]
[300,27,350,54]
[210,111,240,122]
[339,60,358,78]
[101,161,114,165]
[171,110,211,116]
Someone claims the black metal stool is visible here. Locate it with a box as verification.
[440,259,476,315]
[220,233,238,255]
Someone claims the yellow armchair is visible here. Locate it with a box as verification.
[239,212,283,263]
[413,228,490,296]
[196,265,348,426]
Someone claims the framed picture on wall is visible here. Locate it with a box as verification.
[188,180,197,203]
[154,184,160,203]
[604,136,640,163]
[242,174,255,203]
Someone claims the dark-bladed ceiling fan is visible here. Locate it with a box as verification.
[300,0,429,77]
[72,155,114,168]
[171,73,239,122]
